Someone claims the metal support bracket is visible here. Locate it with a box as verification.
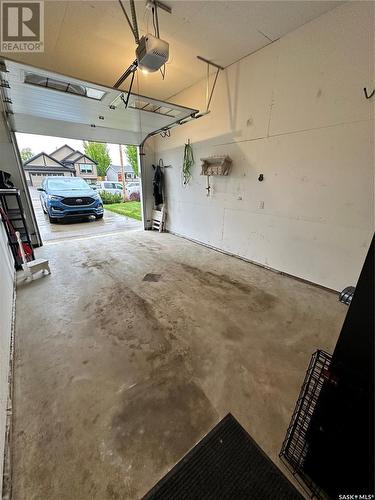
[113,59,138,90]
[146,0,171,14]
[197,56,224,113]
[120,70,136,108]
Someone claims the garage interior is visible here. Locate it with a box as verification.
[0,1,374,499]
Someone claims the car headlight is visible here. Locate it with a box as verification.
[48,195,62,201]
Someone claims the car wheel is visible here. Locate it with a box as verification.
[49,215,58,223]
[95,214,104,220]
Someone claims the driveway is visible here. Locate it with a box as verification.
[29,187,142,243]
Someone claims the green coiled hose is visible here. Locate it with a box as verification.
[183,140,194,186]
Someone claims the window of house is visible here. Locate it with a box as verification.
[79,163,93,174]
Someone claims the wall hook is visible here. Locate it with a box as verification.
[206,175,211,196]
[364,87,375,99]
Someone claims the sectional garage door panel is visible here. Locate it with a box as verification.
[2,60,198,146]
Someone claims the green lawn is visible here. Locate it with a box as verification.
[104,201,142,221]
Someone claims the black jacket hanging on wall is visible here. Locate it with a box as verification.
[153,165,163,206]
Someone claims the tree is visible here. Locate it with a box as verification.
[82,141,111,178]
[20,147,34,162]
[125,145,139,177]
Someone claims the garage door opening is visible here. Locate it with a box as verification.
[0,58,198,247]
[15,132,143,243]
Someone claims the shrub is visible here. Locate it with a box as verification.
[99,191,123,204]
[129,191,140,202]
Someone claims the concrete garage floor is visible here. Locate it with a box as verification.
[13,231,346,499]
[29,186,142,242]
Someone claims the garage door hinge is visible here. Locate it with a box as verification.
[0,79,10,88]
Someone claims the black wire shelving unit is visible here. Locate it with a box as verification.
[0,188,34,269]
[280,350,333,499]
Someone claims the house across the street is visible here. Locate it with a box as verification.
[23,152,75,187]
[23,144,98,187]
[106,164,137,182]
[51,145,98,185]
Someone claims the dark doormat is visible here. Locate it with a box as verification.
[143,413,303,500]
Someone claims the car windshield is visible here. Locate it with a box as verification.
[47,178,91,191]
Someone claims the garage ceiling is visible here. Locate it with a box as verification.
[1,60,198,145]
[0,1,341,101]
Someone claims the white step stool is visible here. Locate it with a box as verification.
[22,258,51,281]
[15,230,51,281]
[152,207,165,232]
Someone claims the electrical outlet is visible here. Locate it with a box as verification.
[259,201,264,209]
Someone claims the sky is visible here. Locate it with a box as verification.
[15,133,127,165]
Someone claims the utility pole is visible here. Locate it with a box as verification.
[119,144,127,200]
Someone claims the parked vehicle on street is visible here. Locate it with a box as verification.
[97,181,123,196]
[97,180,140,198]
[38,177,104,223]
[126,181,140,196]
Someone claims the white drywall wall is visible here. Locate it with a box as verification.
[153,2,374,290]
[0,219,14,494]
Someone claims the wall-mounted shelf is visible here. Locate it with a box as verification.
[200,155,232,176]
